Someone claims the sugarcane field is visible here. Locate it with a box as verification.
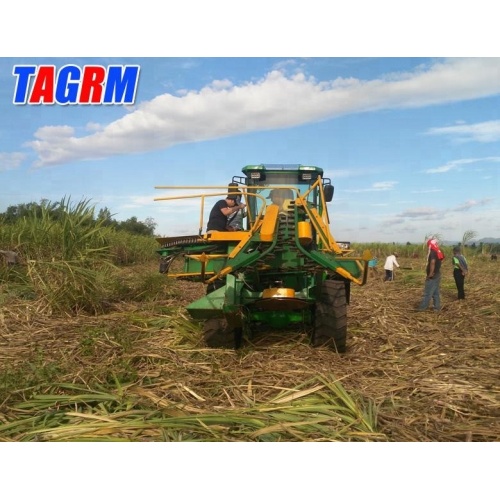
[1,232,498,443]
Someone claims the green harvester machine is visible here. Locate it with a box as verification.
[155,164,371,352]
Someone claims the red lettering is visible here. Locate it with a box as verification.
[28,66,55,104]
[79,66,106,103]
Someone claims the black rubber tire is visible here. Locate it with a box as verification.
[203,318,236,348]
[312,280,348,353]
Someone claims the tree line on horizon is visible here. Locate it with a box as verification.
[0,199,157,237]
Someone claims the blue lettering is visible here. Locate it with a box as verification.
[55,65,82,104]
[103,65,140,104]
[12,64,141,105]
[12,65,36,104]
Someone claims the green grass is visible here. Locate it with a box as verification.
[0,377,383,442]
[0,197,160,315]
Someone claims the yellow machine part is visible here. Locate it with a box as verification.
[262,287,296,299]
[260,204,279,242]
[255,287,309,311]
[297,221,313,246]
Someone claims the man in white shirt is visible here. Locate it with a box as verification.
[383,252,399,282]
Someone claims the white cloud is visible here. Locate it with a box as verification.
[372,181,398,191]
[398,207,441,219]
[426,119,500,143]
[0,152,26,171]
[411,188,444,194]
[396,198,493,220]
[86,122,104,132]
[26,58,500,168]
[424,157,500,174]
[346,180,398,192]
[452,199,492,212]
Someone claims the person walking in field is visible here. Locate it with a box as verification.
[383,252,399,281]
[452,246,468,299]
[418,237,444,312]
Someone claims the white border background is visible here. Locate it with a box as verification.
[0,2,497,498]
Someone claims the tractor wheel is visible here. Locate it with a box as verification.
[312,280,348,353]
[203,318,239,349]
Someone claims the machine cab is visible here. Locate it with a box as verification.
[233,164,334,227]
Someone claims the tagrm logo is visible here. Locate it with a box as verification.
[12,64,140,105]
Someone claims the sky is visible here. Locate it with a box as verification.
[1,5,499,248]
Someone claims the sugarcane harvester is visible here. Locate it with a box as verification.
[155,164,371,352]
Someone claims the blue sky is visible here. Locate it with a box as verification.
[1,1,499,245]
[1,56,499,244]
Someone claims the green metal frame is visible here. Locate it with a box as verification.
[155,164,371,328]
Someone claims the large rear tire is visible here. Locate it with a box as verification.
[312,280,348,353]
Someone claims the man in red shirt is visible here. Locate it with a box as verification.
[417,238,443,312]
